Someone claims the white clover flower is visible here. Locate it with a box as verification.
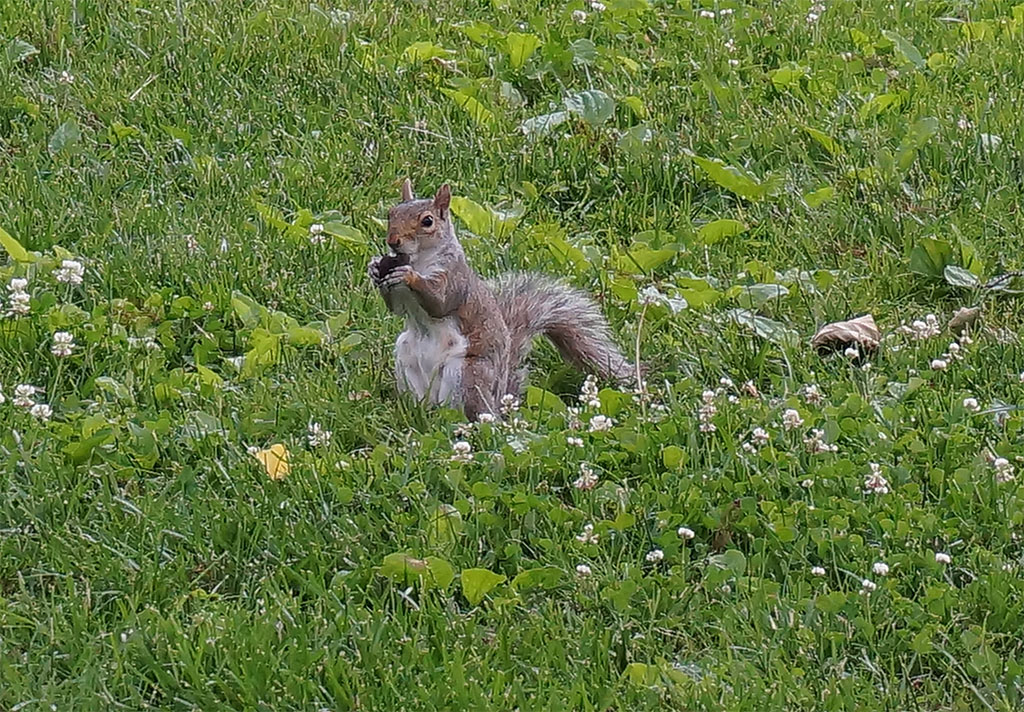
[930,358,948,371]
[782,408,804,431]
[579,374,601,409]
[678,526,695,540]
[811,566,826,576]
[13,384,36,408]
[844,346,859,359]
[567,436,584,447]
[573,463,598,491]
[872,562,890,576]
[719,377,734,389]
[728,59,740,67]
[308,223,327,245]
[804,428,838,454]
[698,9,716,18]
[500,394,520,415]
[588,415,613,432]
[587,0,606,10]
[51,331,75,358]
[8,278,28,292]
[575,563,592,576]
[752,427,770,445]
[963,397,980,412]
[202,301,214,311]
[59,70,75,84]
[645,549,664,563]
[572,9,588,22]
[860,579,877,594]
[450,440,473,463]
[30,403,52,421]
[307,422,332,448]
[477,412,496,424]
[864,462,890,494]
[994,457,1015,483]
[840,51,854,61]
[7,291,30,316]
[742,380,760,398]
[899,315,941,340]
[957,117,973,131]
[801,478,814,488]
[53,259,85,286]
[802,384,823,404]
[576,523,599,544]
[719,7,734,16]
[934,552,951,565]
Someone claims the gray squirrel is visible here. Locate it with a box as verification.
[368,179,636,421]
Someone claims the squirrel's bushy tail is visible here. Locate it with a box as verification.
[489,272,635,394]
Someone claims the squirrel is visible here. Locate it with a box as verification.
[368,179,636,421]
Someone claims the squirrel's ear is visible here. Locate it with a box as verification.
[400,178,415,202]
[433,183,451,214]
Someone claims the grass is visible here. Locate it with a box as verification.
[2,0,1024,708]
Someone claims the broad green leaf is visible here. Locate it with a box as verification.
[803,127,842,156]
[697,219,746,245]
[615,246,676,274]
[815,590,848,614]
[927,52,951,71]
[525,386,566,413]
[859,93,904,120]
[708,549,747,576]
[623,663,659,686]
[6,38,39,64]
[943,265,980,289]
[726,309,799,348]
[510,566,563,591]
[49,120,81,153]
[908,237,954,279]
[459,21,498,45]
[286,324,326,346]
[161,124,192,147]
[506,32,541,69]
[733,283,789,309]
[770,63,810,91]
[688,154,781,201]
[380,553,454,589]
[677,278,722,308]
[323,221,366,246]
[231,291,266,328]
[95,376,132,400]
[882,30,924,68]
[440,89,494,126]
[520,111,570,138]
[564,89,616,127]
[450,196,492,235]
[569,38,597,65]
[403,41,451,63]
[622,95,647,118]
[65,428,114,465]
[461,568,506,606]
[253,202,291,232]
[662,445,686,468]
[617,125,653,156]
[803,186,835,208]
[428,503,463,547]
[0,224,29,262]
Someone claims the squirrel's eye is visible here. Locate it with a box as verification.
[421,216,434,228]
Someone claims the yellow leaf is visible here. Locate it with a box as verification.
[253,443,290,481]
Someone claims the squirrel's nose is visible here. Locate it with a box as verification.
[386,236,401,250]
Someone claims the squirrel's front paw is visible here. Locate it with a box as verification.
[367,256,384,286]
[380,264,413,291]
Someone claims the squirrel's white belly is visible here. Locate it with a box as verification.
[394,314,467,407]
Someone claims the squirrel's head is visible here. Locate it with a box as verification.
[386,179,452,257]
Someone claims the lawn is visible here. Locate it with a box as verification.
[2,0,1024,709]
